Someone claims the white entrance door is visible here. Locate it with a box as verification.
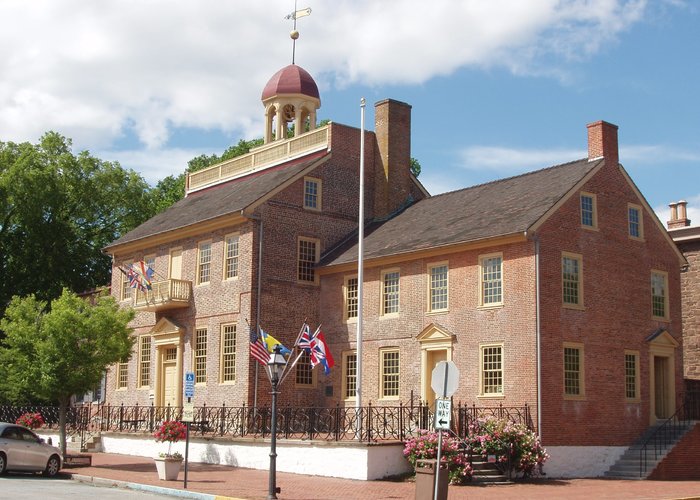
[163,362,178,407]
[169,249,182,280]
[426,349,447,409]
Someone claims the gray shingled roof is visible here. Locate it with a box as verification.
[105,152,329,250]
[322,158,603,266]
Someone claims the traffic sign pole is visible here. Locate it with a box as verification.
[434,362,449,500]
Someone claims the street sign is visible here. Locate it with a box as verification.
[430,361,459,398]
[184,371,195,399]
[434,399,451,430]
[182,401,195,423]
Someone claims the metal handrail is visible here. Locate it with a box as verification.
[639,392,699,477]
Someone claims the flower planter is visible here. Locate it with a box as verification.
[154,456,183,481]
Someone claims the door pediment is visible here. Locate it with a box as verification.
[646,328,680,348]
[417,323,455,346]
[150,317,185,346]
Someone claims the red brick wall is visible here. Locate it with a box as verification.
[319,240,538,415]
[537,161,683,446]
[648,423,700,480]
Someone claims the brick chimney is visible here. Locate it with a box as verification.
[668,200,691,229]
[587,120,619,166]
[373,99,412,219]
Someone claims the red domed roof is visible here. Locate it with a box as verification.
[261,64,320,101]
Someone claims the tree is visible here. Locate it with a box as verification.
[410,157,421,177]
[0,289,135,455]
[0,132,154,318]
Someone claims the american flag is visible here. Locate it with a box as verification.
[249,326,270,366]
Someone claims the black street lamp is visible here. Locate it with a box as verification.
[266,344,287,500]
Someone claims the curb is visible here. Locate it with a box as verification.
[70,473,244,500]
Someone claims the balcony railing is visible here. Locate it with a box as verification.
[133,279,192,312]
[186,125,330,193]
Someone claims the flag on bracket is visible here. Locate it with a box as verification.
[298,324,335,375]
[259,328,291,356]
[249,326,270,366]
[127,261,154,292]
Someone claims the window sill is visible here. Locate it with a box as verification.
[652,316,670,322]
[426,309,449,316]
[478,303,504,310]
[625,398,641,404]
[219,381,237,386]
[628,236,645,242]
[477,394,505,400]
[581,225,599,232]
[562,303,585,311]
[380,313,400,320]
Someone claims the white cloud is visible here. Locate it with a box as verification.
[0,0,653,157]
[457,146,586,172]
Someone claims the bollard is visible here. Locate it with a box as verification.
[414,459,449,500]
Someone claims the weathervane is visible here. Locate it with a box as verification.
[285,0,311,64]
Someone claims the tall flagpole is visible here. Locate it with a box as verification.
[356,97,366,439]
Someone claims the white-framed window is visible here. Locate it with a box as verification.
[580,192,598,229]
[342,351,357,400]
[480,254,503,306]
[480,344,503,396]
[197,241,212,285]
[563,343,585,398]
[297,237,320,283]
[224,234,239,280]
[379,348,400,399]
[116,362,128,390]
[303,177,322,211]
[428,263,448,312]
[295,351,314,387]
[381,269,400,316]
[194,328,207,384]
[625,350,640,401]
[138,336,151,388]
[121,270,132,301]
[628,204,644,240]
[562,252,583,308]
[220,324,236,383]
[651,270,669,320]
[345,276,358,321]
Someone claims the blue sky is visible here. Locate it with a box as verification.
[1,0,698,223]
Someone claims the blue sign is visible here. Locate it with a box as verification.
[184,371,195,398]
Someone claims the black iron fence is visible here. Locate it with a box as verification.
[0,401,532,445]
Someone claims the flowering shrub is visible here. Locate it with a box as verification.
[154,420,187,458]
[403,430,472,484]
[466,416,548,478]
[16,412,44,430]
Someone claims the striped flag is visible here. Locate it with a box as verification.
[249,326,270,366]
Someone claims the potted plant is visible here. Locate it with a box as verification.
[16,412,44,430]
[153,420,186,480]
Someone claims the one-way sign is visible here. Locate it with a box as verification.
[434,398,451,430]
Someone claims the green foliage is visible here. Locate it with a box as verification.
[0,133,154,316]
[0,288,135,404]
[410,157,421,177]
[466,416,548,478]
[403,430,472,484]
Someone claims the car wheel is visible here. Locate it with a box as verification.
[43,455,60,477]
[0,452,6,475]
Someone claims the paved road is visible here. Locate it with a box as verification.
[0,473,170,499]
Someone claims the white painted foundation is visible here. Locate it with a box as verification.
[101,434,412,480]
[543,446,626,478]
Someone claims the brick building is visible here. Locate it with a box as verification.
[103,63,684,471]
[667,201,700,382]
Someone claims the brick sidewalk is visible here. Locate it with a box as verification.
[66,453,700,499]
